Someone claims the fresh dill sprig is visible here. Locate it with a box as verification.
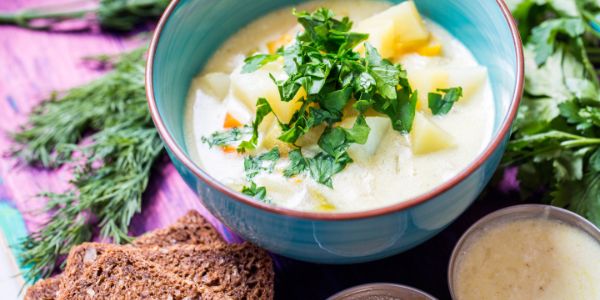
[0,0,169,31]
[12,46,164,282]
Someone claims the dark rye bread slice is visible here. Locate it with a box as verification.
[58,243,115,292]
[133,210,225,248]
[139,243,274,300]
[24,275,62,300]
[59,210,225,292]
[57,248,211,300]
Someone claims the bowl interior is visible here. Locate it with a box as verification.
[150,0,519,187]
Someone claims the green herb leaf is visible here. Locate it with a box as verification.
[318,126,350,159]
[242,53,281,73]
[428,87,463,115]
[365,43,400,100]
[241,182,268,200]
[201,126,251,148]
[244,147,280,179]
[306,152,352,188]
[344,115,370,144]
[238,98,273,152]
[283,149,307,177]
[530,18,585,65]
[373,90,418,133]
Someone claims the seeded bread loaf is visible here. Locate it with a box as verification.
[138,243,274,300]
[24,275,62,300]
[133,210,225,247]
[57,248,211,300]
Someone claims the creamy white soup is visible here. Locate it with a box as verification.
[454,218,600,300]
[185,0,495,212]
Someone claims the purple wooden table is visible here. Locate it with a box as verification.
[0,1,524,299]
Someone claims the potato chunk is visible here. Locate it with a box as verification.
[341,116,391,163]
[408,68,449,105]
[356,18,396,58]
[196,72,230,100]
[261,122,293,153]
[408,66,487,105]
[355,1,429,58]
[382,1,430,46]
[410,113,454,155]
[230,64,304,124]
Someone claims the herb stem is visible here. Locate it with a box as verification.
[0,1,95,29]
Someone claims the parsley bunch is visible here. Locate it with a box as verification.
[206,8,462,196]
[505,0,600,225]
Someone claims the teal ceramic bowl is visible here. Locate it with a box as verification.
[147,0,523,263]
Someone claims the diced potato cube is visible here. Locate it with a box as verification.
[308,188,336,212]
[408,66,488,105]
[416,40,443,57]
[224,98,253,125]
[296,125,326,147]
[230,66,304,124]
[447,66,488,100]
[408,68,449,105]
[196,72,230,100]
[261,121,293,153]
[382,1,430,45]
[341,116,391,163]
[267,34,292,54]
[231,70,280,110]
[410,113,454,155]
[269,87,305,124]
[356,18,396,58]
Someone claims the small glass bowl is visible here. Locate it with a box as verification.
[447,204,600,299]
[327,283,437,300]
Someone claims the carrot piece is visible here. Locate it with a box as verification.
[223,113,242,128]
[222,145,237,153]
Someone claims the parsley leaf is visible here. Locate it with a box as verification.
[428,87,463,115]
[344,115,370,144]
[283,149,351,188]
[241,182,267,200]
[318,126,351,160]
[238,98,273,152]
[283,149,307,177]
[242,53,281,73]
[373,90,418,133]
[530,18,585,65]
[244,147,280,179]
[365,43,401,100]
[201,126,251,148]
[307,152,352,188]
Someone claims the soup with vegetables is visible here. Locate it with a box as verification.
[185,0,494,212]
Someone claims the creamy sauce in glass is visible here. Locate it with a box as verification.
[454,218,600,300]
[184,0,495,212]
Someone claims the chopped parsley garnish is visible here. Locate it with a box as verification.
[428,87,463,116]
[238,98,274,152]
[241,182,267,200]
[283,149,351,188]
[244,147,280,179]
[201,125,251,148]
[210,7,463,199]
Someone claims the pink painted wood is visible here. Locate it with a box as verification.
[0,0,236,244]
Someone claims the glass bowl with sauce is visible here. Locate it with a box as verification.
[448,204,600,300]
[327,283,436,300]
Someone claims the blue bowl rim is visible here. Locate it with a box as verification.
[146,0,524,221]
